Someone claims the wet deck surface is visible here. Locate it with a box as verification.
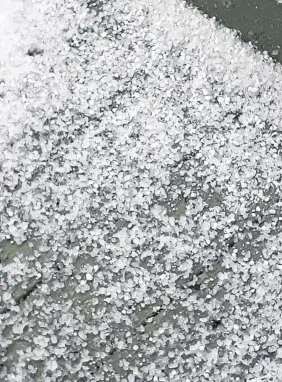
[188,0,282,62]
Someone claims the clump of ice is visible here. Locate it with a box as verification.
[0,0,21,22]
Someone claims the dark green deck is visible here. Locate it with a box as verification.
[188,0,282,62]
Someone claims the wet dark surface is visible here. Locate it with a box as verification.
[188,0,282,62]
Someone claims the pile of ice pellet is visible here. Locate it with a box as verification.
[1,0,282,381]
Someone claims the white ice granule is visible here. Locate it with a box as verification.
[47,359,58,372]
